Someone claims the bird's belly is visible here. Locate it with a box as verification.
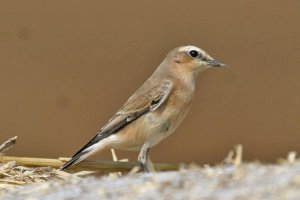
[109,101,191,151]
[108,114,167,151]
[142,113,171,147]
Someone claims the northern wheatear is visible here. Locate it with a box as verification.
[61,45,225,171]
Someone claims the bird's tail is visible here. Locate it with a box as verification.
[60,149,91,170]
[60,134,105,170]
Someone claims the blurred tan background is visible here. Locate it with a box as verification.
[0,0,299,165]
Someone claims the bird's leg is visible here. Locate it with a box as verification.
[138,143,150,172]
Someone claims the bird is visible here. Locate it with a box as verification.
[61,45,225,171]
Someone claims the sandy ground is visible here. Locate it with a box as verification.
[1,160,300,200]
[1,141,299,199]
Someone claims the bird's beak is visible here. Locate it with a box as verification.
[207,60,226,67]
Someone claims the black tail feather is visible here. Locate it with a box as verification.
[60,152,87,170]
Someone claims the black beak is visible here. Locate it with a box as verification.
[207,60,226,67]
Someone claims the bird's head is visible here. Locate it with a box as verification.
[169,45,225,74]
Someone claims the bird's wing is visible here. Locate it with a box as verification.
[61,79,173,170]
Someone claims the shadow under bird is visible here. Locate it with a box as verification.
[61,45,225,171]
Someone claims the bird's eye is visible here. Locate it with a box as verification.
[189,50,199,58]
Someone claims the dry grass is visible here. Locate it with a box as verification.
[0,136,179,190]
[0,161,71,188]
[0,137,76,190]
[1,137,300,199]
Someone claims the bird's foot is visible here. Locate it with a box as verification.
[139,162,149,172]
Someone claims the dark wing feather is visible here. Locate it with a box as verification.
[61,79,173,170]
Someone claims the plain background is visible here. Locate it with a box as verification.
[0,0,299,165]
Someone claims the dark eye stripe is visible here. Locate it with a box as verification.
[202,57,208,61]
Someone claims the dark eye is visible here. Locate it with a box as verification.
[189,50,199,58]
